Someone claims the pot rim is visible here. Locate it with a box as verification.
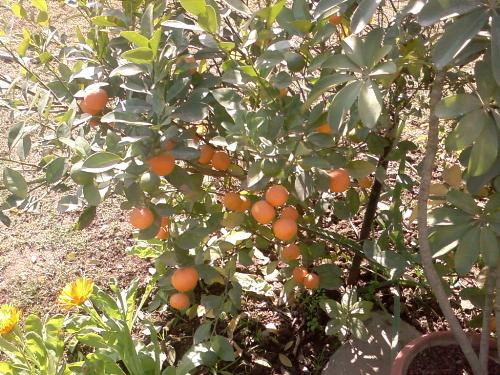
[390,330,496,375]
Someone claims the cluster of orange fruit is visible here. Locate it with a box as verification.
[222,184,299,242]
[169,267,199,310]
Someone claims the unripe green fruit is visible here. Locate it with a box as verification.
[286,53,306,72]
[140,171,161,193]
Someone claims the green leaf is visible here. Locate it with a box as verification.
[256,0,286,25]
[194,322,212,344]
[221,0,250,15]
[83,184,102,206]
[82,152,122,173]
[327,80,362,133]
[17,28,31,57]
[358,79,382,128]
[445,109,487,151]
[346,160,376,179]
[314,264,341,290]
[180,0,207,15]
[210,336,235,361]
[491,15,500,87]
[432,9,488,69]
[120,31,149,48]
[45,157,66,184]
[468,119,498,176]
[312,0,347,19]
[91,15,127,27]
[75,206,97,230]
[480,226,499,267]
[446,189,479,215]
[302,74,352,110]
[455,225,480,276]
[199,5,219,33]
[110,63,147,77]
[418,0,482,27]
[434,94,482,119]
[350,0,382,34]
[31,0,47,12]
[3,167,28,199]
[121,48,153,64]
[430,223,473,257]
[25,332,48,369]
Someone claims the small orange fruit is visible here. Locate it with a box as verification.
[279,88,288,97]
[265,185,289,207]
[148,153,175,176]
[292,266,308,283]
[129,207,154,230]
[169,293,190,310]
[358,176,373,189]
[81,88,108,115]
[273,218,297,241]
[211,151,231,171]
[171,267,199,292]
[223,192,243,211]
[199,144,215,164]
[251,200,276,224]
[329,15,342,25]
[236,196,251,212]
[316,123,332,135]
[282,244,300,260]
[156,217,169,240]
[165,140,176,151]
[280,206,299,221]
[303,273,320,289]
[329,168,350,193]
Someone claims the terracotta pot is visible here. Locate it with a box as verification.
[391,331,497,375]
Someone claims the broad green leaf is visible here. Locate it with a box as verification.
[25,332,48,369]
[322,54,362,72]
[120,31,149,48]
[445,109,487,151]
[45,157,66,184]
[221,0,251,15]
[491,15,500,86]
[75,206,97,230]
[198,5,218,33]
[341,35,365,67]
[358,79,382,128]
[110,63,147,77]
[480,226,499,267]
[121,48,153,64]
[81,152,122,173]
[194,322,212,344]
[327,80,362,133]
[302,74,352,110]
[350,0,382,34]
[434,94,482,119]
[11,3,28,18]
[176,343,217,375]
[17,28,31,56]
[314,264,341,290]
[31,0,47,12]
[210,336,235,361]
[432,9,488,69]
[180,0,207,15]
[312,0,347,19]
[418,0,482,27]
[83,184,102,206]
[370,61,397,76]
[468,119,498,176]
[91,15,127,27]
[25,315,43,337]
[430,223,473,257]
[346,160,376,179]
[446,189,479,215]
[3,167,28,199]
[140,3,154,38]
[455,225,480,276]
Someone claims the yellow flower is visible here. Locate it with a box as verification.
[0,304,21,335]
[58,277,94,309]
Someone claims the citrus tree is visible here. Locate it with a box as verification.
[0,0,500,374]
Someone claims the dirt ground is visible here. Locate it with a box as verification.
[0,0,150,316]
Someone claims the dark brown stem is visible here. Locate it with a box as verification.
[417,71,483,375]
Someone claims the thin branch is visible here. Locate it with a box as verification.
[480,266,495,371]
[0,157,41,169]
[417,71,484,375]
